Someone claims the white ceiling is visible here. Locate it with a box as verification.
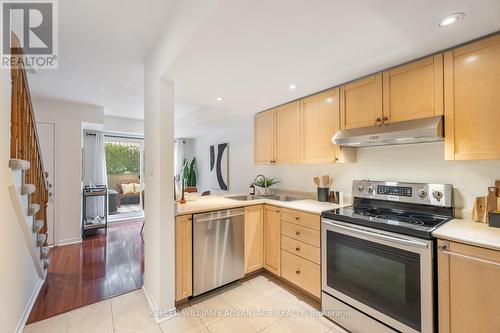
[26,0,500,131]
[170,0,500,137]
[28,0,178,119]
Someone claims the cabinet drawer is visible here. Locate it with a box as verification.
[280,209,320,231]
[281,250,320,298]
[281,221,320,247]
[281,235,320,264]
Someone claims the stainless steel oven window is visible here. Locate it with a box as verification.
[321,219,433,333]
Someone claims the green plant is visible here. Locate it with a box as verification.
[253,175,279,188]
[105,142,140,174]
[181,157,197,187]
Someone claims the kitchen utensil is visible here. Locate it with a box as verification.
[322,175,331,187]
[487,187,498,212]
[472,196,487,223]
[313,177,320,187]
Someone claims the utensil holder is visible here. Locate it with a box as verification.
[317,187,329,202]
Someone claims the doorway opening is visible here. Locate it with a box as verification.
[104,135,145,223]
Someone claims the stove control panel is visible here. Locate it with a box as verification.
[352,180,453,207]
[377,185,412,197]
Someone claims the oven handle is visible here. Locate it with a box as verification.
[322,219,429,249]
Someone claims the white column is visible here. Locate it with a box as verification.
[143,68,176,319]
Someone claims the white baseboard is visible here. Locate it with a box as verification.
[57,237,82,246]
[16,277,44,333]
[142,283,177,324]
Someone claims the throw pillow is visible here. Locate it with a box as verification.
[121,183,135,195]
[133,183,141,193]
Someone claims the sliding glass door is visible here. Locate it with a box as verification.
[104,135,144,221]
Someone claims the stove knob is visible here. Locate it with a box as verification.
[358,185,364,193]
[432,190,443,202]
[417,189,428,198]
[367,186,374,194]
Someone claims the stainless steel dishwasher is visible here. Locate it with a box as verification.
[193,208,245,296]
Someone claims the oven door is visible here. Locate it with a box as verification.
[321,219,434,333]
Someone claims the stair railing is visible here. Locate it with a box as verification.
[9,33,50,246]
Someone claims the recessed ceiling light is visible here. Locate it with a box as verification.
[216,97,223,101]
[288,84,297,90]
[437,13,464,27]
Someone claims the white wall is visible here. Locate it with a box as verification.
[190,120,500,217]
[189,115,272,194]
[0,70,42,333]
[33,98,104,245]
[103,116,144,135]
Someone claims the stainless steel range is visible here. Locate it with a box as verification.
[321,180,453,333]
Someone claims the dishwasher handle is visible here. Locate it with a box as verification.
[194,210,245,223]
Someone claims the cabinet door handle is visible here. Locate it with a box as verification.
[295,246,300,251]
[440,248,500,269]
[295,269,301,274]
[382,116,389,123]
[375,118,382,125]
[295,216,300,221]
[295,231,300,236]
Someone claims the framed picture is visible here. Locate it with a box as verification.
[210,143,228,190]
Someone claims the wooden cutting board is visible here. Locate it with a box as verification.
[472,197,488,223]
[487,187,498,212]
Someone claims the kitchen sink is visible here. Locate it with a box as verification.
[226,195,260,201]
[267,195,305,202]
[227,194,305,202]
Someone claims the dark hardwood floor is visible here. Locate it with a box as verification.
[27,221,144,323]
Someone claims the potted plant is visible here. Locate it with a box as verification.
[181,157,197,193]
[253,174,279,196]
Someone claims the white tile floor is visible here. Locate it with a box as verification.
[24,275,347,333]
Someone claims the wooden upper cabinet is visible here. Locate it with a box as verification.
[175,215,192,301]
[244,205,263,273]
[301,88,341,163]
[382,55,443,123]
[254,110,275,164]
[263,206,281,276]
[438,240,500,333]
[340,74,383,129]
[275,101,301,164]
[444,34,500,160]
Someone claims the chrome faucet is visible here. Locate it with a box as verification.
[253,174,268,195]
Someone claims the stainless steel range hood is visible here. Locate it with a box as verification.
[332,116,444,147]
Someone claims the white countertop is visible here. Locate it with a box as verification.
[175,195,346,216]
[433,218,500,251]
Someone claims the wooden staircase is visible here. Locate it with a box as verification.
[8,34,51,272]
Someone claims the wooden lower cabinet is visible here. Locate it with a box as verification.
[263,206,281,275]
[281,235,320,264]
[279,208,321,299]
[175,215,192,301]
[281,250,321,298]
[280,208,320,231]
[281,221,320,247]
[244,205,264,273]
[438,239,500,332]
